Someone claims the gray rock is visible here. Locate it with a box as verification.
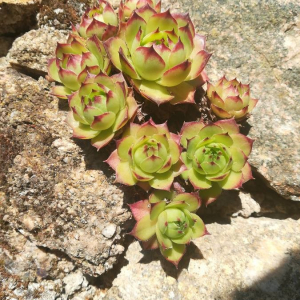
[7,27,67,75]
[162,0,300,201]
[0,66,131,276]
[0,36,14,57]
[104,217,300,300]
[102,224,117,239]
[63,271,85,296]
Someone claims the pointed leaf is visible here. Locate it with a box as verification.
[218,170,243,190]
[133,46,166,81]
[158,60,191,87]
[188,168,212,190]
[131,214,156,241]
[160,243,186,267]
[156,223,173,249]
[128,200,151,221]
[190,213,206,238]
[116,161,137,186]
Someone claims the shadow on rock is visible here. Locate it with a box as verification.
[231,248,300,300]
[73,138,115,178]
[199,190,241,225]
[139,242,204,279]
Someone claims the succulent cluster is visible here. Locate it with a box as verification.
[48,0,258,266]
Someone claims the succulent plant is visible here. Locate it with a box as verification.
[120,0,161,20]
[48,33,111,99]
[207,76,258,121]
[66,72,137,149]
[105,6,211,105]
[129,190,207,266]
[77,0,118,40]
[105,119,186,190]
[180,119,253,204]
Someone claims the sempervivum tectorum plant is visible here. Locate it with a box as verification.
[180,119,253,204]
[105,6,211,105]
[119,0,161,20]
[66,72,137,149]
[129,190,207,266]
[77,0,118,40]
[207,76,258,121]
[48,33,111,99]
[105,119,186,190]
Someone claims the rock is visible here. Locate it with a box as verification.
[162,0,300,201]
[7,27,67,76]
[104,217,300,300]
[102,224,117,239]
[198,179,300,221]
[63,271,85,296]
[0,36,14,57]
[0,0,40,35]
[0,66,131,276]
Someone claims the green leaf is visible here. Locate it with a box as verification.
[150,201,166,220]
[91,129,114,150]
[131,214,156,241]
[116,161,137,186]
[190,213,206,239]
[188,168,212,189]
[117,136,135,161]
[149,170,174,190]
[180,121,205,148]
[231,146,247,172]
[198,124,223,140]
[172,227,193,244]
[199,182,222,205]
[160,243,186,267]
[149,190,174,204]
[156,223,173,249]
[173,193,200,212]
[218,170,243,190]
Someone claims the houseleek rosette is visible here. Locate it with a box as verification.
[120,0,161,20]
[105,120,186,190]
[105,6,211,105]
[48,33,111,99]
[180,119,253,204]
[129,190,207,266]
[207,76,258,121]
[66,72,137,149]
[77,0,118,40]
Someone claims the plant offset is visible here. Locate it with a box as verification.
[48,0,258,267]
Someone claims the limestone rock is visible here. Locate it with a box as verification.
[104,217,300,300]
[7,27,67,76]
[0,66,131,276]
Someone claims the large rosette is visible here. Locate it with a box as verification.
[129,191,207,266]
[105,6,211,105]
[67,72,137,149]
[180,119,254,204]
[106,119,186,190]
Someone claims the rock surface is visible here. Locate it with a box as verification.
[7,28,67,75]
[104,217,300,300]
[0,65,131,276]
[162,0,300,201]
[0,218,106,299]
